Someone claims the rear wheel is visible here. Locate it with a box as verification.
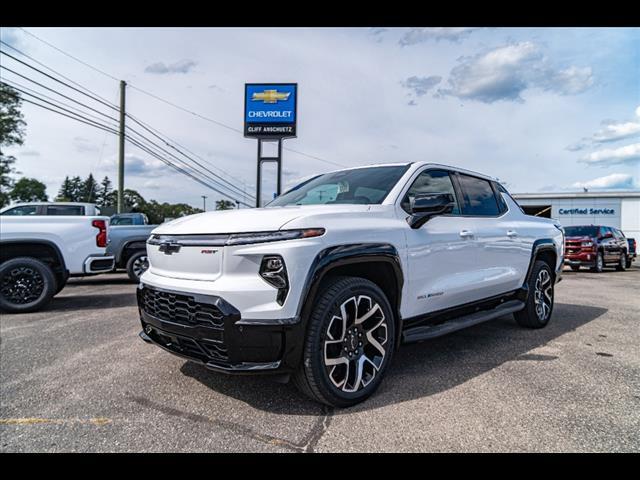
[616,252,628,271]
[126,251,149,282]
[514,260,554,329]
[0,257,56,313]
[293,276,395,407]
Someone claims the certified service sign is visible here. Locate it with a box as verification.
[244,83,297,138]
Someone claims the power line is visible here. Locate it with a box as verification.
[0,49,118,112]
[16,28,121,83]
[2,78,120,129]
[15,29,347,169]
[10,84,251,205]
[0,65,119,123]
[0,39,119,110]
[125,113,255,201]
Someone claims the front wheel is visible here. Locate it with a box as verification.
[293,276,395,407]
[591,252,604,273]
[126,251,149,282]
[0,257,56,313]
[514,260,555,329]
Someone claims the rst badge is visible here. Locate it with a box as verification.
[244,83,297,138]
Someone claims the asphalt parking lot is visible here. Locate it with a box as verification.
[1,265,639,452]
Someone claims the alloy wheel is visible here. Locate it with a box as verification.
[323,295,389,393]
[132,255,149,279]
[533,268,553,321]
[1,266,45,305]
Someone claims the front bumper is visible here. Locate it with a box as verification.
[136,283,304,374]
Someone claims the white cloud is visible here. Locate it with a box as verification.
[579,143,640,167]
[399,28,478,46]
[592,121,640,143]
[144,59,197,74]
[636,105,640,117]
[436,42,594,103]
[571,173,637,190]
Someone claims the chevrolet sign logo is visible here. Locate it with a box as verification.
[158,242,181,255]
[251,89,290,104]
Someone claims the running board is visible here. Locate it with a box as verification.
[402,299,525,343]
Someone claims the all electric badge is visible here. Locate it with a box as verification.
[244,84,297,138]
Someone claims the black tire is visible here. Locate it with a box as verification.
[293,276,395,407]
[0,257,56,313]
[514,260,554,329]
[570,266,580,272]
[591,252,604,273]
[126,251,149,283]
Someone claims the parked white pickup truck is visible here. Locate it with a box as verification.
[0,215,115,312]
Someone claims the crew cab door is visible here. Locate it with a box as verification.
[453,173,528,297]
[599,226,618,262]
[400,169,480,317]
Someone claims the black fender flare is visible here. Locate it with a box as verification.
[294,242,404,344]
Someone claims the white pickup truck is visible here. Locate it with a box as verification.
[137,162,564,407]
[0,215,115,312]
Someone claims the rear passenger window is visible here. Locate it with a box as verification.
[457,174,500,216]
[46,206,84,215]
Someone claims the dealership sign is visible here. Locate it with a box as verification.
[244,84,297,138]
[558,208,615,215]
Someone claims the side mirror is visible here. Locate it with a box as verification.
[407,193,455,229]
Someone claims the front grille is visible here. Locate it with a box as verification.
[140,287,224,329]
[152,328,228,362]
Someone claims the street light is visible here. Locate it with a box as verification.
[201,195,207,212]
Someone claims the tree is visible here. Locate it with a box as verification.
[0,155,17,208]
[0,83,26,148]
[56,176,74,202]
[215,199,236,210]
[140,199,202,224]
[106,188,146,212]
[9,177,48,203]
[81,173,98,203]
[95,176,112,207]
[69,176,83,202]
[0,84,26,208]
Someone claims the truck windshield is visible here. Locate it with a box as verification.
[268,165,409,207]
[564,226,598,237]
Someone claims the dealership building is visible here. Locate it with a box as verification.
[512,191,640,239]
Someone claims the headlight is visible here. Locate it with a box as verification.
[581,241,593,247]
[259,255,289,305]
[227,228,325,246]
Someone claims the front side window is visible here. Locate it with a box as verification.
[457,174,500,216]
[401,169,460,214]
[46,206,84,216]
[1,205,38,216]
[268,165,409,207]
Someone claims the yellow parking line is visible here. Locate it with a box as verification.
[0,417,111,426]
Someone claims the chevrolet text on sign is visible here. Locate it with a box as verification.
[244,83,297,138]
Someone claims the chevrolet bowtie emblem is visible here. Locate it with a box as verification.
[251,89,290,104]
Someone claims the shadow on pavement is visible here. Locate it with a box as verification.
[47,291,137,311]
[181,302,607,416]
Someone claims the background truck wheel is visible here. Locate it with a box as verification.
[126,251,149,282]
[591,252,604,273]
[570,265,580,272]
[0,257,56,313]
[293,276,395,407]
[514,260,554,329]
[616,252,628,271]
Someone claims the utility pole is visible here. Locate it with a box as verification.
[117,80,126,214]
[201,195,207,211]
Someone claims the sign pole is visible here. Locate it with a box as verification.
[256,141,262,208]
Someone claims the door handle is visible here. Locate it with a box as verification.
[459,230,474,238]
[507,230,518,238]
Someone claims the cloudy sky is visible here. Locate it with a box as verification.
[1,27,639,208]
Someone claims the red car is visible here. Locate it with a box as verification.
[564,225,630,272]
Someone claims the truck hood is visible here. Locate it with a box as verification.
[151,204,373,235]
